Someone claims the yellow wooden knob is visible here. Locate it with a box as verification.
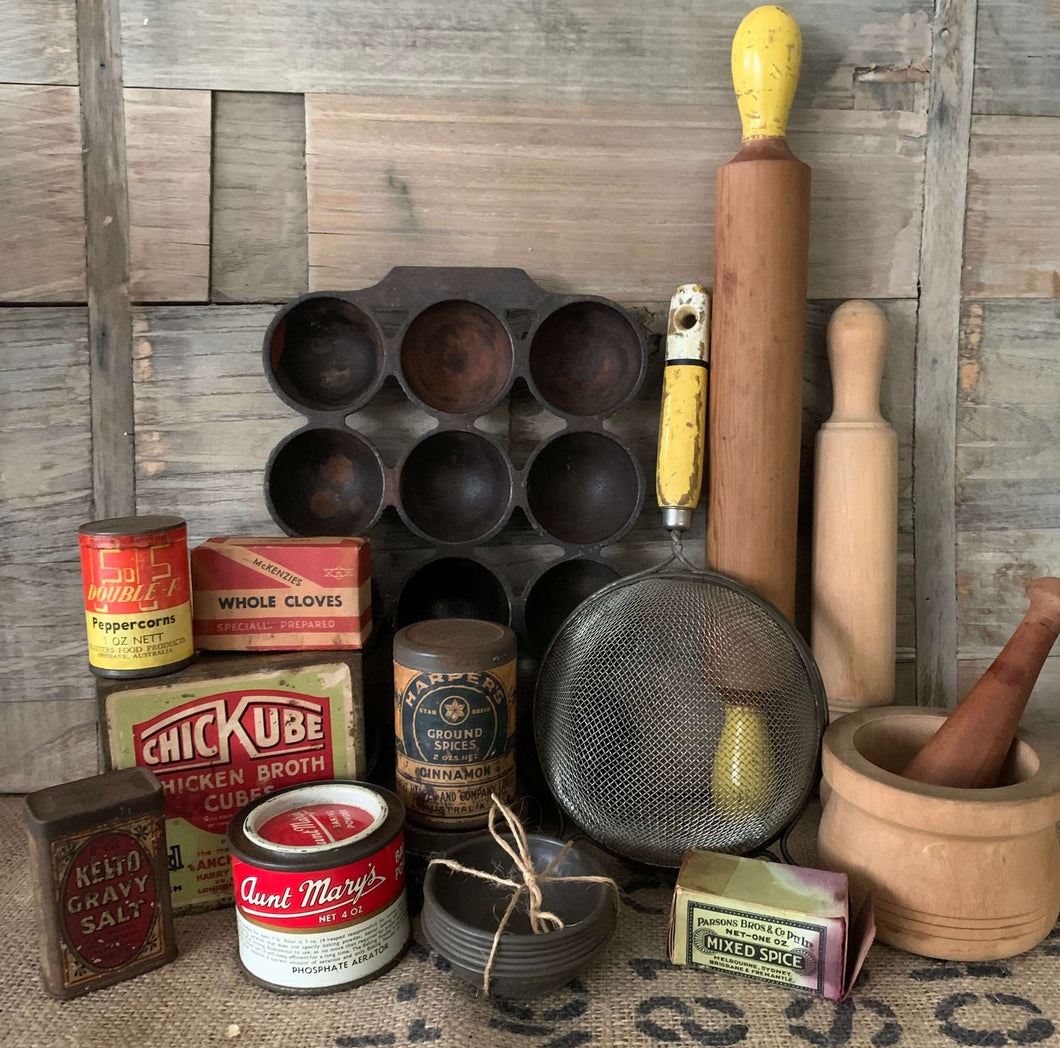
[731,5,802,141]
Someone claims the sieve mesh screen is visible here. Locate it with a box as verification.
[533,569,826,866]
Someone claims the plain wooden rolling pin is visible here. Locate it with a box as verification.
[811,301,897,721]
[902,577,1060,788]
[706,5,811,622]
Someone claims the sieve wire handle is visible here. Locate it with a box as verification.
[656,285,711,533]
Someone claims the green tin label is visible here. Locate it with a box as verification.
[103,664,362,911]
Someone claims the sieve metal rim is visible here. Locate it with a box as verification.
[532,565,828,866]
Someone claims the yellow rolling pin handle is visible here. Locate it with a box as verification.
[732,5,802,142]
[656,285,710,532]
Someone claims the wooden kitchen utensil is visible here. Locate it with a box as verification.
[811,301,897,720]
[901,577,1060,788]
[706,4,811,621]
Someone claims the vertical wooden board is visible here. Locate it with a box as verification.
[118,0,931,108]
[0,86,85,303]
[973,2,1060,117]
[124,88,212,302]
[306,97,925,301]
[133,305,305,539]
[957,301,1060,529]
[0,701,99,792]
[957,530,1059,653]
[211,93,308,303]
[962,116,1060,298]
[913,0,976,709]
[0,308,97,791]
[0,0,78,85]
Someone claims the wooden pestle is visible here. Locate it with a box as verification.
[901,577,1060,788]
[811,301,898,721]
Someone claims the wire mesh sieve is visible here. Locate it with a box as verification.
[533,540,827,867]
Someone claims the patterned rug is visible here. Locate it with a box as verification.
[2,793,1058,1048]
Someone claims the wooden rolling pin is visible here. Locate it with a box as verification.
[811,301,897,720]
[706,5,811,622]
[901,577,1060,788]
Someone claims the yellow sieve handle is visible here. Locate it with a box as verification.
[656,285,710,532]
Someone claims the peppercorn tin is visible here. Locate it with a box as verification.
[78,515,195,678]
[227,781,409,994]
[23,767,177,999]
[393,618,517,829]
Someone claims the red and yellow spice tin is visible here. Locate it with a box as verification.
[78,515,195,678]
[227,781,409,994]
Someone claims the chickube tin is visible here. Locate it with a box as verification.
[226,781,408,994]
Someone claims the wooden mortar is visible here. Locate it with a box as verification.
[818,706,1060,960]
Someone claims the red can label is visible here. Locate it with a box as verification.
[231,833,407,989]
[79,524,194,672]
[52,821,168,988]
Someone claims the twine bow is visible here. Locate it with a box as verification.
[428,794,619,995]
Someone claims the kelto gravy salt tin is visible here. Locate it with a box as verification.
[227,781,409,994]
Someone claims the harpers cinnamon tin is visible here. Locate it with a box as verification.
[78,515,195,678]
[393,618,517,829]
[227,781,409,994]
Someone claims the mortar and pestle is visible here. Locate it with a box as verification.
[818,577,1060,960]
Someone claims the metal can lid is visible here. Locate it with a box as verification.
[243,783,388,855]
[393,618,516,672]
[79,515,187,537]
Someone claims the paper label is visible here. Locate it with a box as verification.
[104,665,362,910]
[685,901,827,995]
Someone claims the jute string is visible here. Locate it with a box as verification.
[427,794,620,995]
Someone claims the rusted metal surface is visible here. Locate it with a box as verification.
[23,767,177,999]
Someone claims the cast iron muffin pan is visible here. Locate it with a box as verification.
[262,267,647,651]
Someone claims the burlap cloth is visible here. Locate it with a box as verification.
[2,793,1057,1048]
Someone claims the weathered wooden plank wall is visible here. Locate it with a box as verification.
[0,0,1056,790]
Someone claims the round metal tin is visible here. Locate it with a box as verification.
[226,781,409,994]
[78,515,194,679]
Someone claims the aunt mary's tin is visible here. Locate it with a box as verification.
[227,781,408,994]
[393,618,517,829]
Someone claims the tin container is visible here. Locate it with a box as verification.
[23,767,177,999]
[78,515,195,678]
[98,650,369,913]
[227,781,409,994]
[191,536,372,651]
[393,618,517,829]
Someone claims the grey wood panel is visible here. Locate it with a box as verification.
[0,1,78,86]
[0,85,85,303]
[78,0,136,518]
[211,93,308,303]
[125,88,212,303]
[957,530,1059,653]
[974,2,1060,117]
[962,116,1060,298]
[119,0,931,109]
[957,301,1060,531]
[0,701,98,792]
[913,0,976,710]
[0,308,97,791]
[306,98,926,302]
